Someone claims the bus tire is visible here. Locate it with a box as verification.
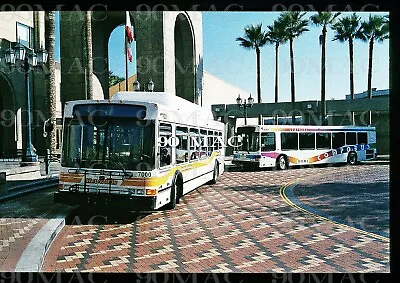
[347,152,358,165]
[209,162,219,184]
[166,180,177,210]
[175,173,183,204]
[276,155,288,170]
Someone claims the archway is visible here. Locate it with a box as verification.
[108,22,137,97]
[174,13,195,103]
[91,11,137,99]
[0,73,16,156]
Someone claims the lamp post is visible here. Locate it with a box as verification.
[236,94,254,125]
[4,42,48,164]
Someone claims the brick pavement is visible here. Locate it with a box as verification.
[0,218,48,271]
[41,165,390,273]
[293,165,389,237]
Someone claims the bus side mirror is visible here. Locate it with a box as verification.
[43,119,54,137]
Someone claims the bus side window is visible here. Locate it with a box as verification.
[200,129,207,159]
[357,132,368,144]
[176,126,188,163]
[299,132,315,150]
[332,132,345,148]
[281,132,298,151]
[159,123,172,167]
[207,130,214,156]
[189,128,200,161]
[346,132,357,145]
[261,132,276,151]
[316,132,331,149]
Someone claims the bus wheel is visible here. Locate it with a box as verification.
[347,152,358,165]
[276,155,288,170]
[166,180,177,210]
[209,162,219,184]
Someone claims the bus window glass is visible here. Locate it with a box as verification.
[200,129,207,158]
[61,118,155,170]
[299,132,315,150]
[358,132,368,144]
[281,133,298,150]
[316,133,331,149]
[207,130,214,156]
[236,127,259,152]
[346,132,357,145]
[176,126,188,163]
[261,132,276,151]
[189,128,200,160]
[332,132,345,148]
[159,123,172,167]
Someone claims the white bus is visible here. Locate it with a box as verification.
[232,125,377,169]
[54,92,225,211]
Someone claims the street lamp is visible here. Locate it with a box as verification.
[133,79,140,91]
[4,42,48,165]
[236,93,254,125]
[147,79,154,92]
[133,79,155,92]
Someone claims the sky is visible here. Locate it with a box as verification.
[55,11,390,103]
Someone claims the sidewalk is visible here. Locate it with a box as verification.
[0,158,64,272]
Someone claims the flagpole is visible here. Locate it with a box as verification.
[125,27,129,91]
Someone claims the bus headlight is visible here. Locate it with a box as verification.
[136,189,145,195]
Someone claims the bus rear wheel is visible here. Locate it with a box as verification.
[209,162,219,184]
[347,152,358,165]
[276,155,288,170]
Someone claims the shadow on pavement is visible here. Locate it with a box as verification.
[65,205,152,225]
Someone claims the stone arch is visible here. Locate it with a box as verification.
[92,11,137,99]
[174,12,196,103]
[0,72,17,156]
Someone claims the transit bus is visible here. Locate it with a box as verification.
[232,125,377,169]
[54,91,225,211]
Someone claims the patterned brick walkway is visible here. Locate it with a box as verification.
[41,165,390,272]
[0,218,47,271]
[293,165,389,237]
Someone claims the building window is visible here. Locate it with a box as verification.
[16,22,33,48]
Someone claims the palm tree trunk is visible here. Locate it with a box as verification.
[321,27,326,125]
[367,38,374,125]
[256,47,262,125]
[349,38,355,125]
[274,43,279,125]
[349,38,354,99]
[289,38,296,124]
[368,38,374,99]
[85,11,94,100]
[45,11,57,155]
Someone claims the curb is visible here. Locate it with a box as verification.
[14,217,66,272]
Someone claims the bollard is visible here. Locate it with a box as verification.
[0,172,6,196]
[45,149,51,175]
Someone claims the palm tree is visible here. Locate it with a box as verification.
[358,14,389,99]
[310,12,341,125]
[278,12,309,124]
[332,13,362,125]
[266,20,288,104]
[236,24,268,109]
[332,13,362,100]
[45,11,57,155]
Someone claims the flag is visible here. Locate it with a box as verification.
[125,11,133,62]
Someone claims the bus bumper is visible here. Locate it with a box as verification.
[54,190,156,211]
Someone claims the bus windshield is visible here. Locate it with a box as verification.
[236,127,259,152]
[61,117,155,171]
